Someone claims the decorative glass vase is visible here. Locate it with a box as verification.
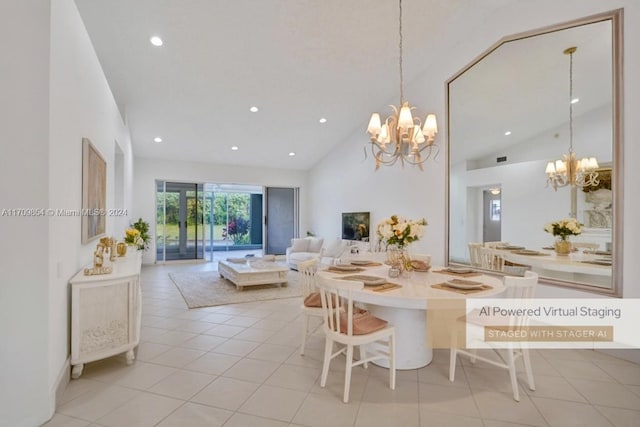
[554,238,572,256]
[386,245,412,273]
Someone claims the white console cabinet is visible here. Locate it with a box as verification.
[69,251,142,379]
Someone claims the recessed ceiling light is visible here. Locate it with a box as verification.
[153,137,162,143]
[288,152,296,157]
[319,117,327,124]
[249,106,259,113]
[150,36,163,47]
[571,98,580,104]
[504,131,512,136]
[231,146,239,151]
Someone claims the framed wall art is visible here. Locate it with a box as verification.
[82,138,106,243]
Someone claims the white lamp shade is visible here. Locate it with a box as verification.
[587,157,599,169]
[423,114,438,137]
[555,159,567,174]
[412,126,425,144]
[545,161,556,174]
[397,103,414,131]
[378,123,390,144]
[367,113,381,135]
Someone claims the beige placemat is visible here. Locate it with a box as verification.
[326,266,366,274]
[433,269,482,278]
[370,282,402,292]
[431,283,493,294]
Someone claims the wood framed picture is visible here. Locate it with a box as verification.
[82,138,106,243]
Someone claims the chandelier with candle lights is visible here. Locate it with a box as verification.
[366,0,438,170]
[545,46,599,190]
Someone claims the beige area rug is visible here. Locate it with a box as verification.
[169,269,301,309]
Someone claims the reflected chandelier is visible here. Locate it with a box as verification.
[366,0,438,170]
[545,46,599,190]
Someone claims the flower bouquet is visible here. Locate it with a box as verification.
[124,218,151,251]
[544,218,583,256]
[543,218,583,241]
[377,215,427,271]
[376,215,427,249]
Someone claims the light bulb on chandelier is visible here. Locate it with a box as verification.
[545,46,599,191]
[365,0,438,170]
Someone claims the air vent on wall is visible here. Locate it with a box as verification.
[497,156,507,163]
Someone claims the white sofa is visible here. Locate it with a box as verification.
[286,237,324,270]
[286,237,350,269]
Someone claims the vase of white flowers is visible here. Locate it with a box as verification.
[544,218,583,256]
[377,215,427,271]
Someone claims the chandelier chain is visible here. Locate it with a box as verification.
[365,0,438,170]
[398,0,404,105]
[568,48,574,154]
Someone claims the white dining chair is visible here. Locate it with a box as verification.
[298,258,322,355]
[479,247,504,271]
[317,275,396,403]
[468,242,483,267]
[449,271,538,401]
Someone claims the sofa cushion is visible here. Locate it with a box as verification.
[323,239,348,258]
[290,238,310,252]
[307,237,324,253]
[289,252,317,262]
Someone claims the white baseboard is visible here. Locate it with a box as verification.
[52,356,71,413]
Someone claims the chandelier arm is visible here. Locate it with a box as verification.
[371,144,401,166]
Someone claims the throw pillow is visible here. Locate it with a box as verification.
[307,237,324,253]
[323,239,347,257]
[290,238,309,252]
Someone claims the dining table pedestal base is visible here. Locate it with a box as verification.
[365,304,432,370]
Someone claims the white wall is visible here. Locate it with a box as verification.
[0,1,51,426]
[309,139,446,262]
[0,1,134,425]
[48,0,134,406]
[309,0,639,300]
[133,157,308,264]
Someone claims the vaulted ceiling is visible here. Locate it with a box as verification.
[75,1,608,171]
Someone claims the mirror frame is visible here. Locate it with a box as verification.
[445,9,624,296]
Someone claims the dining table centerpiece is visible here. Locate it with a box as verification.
[377,215,427,271]
[544,218,583,255]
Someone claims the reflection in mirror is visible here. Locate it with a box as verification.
[447,10,622,295]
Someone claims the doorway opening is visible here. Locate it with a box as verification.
[483,187,502,243]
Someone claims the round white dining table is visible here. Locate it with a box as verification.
[318,263,505,369]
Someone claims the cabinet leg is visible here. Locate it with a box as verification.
[125,349,135,365]
[71,364,84,379]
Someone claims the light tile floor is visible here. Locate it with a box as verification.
[47,262,640,427]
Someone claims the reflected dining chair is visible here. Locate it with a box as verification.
[468,242,483,267]
[298,258,322,356]
[317,275,396,403]
[479,246,504,271]
[449,271,539,401]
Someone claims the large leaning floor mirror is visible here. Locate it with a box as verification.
[446,9,623,295]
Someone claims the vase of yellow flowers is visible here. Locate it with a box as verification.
[544,218,582,256]
[123,218,151,251]
[377,215,427,271]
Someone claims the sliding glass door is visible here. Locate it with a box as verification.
[204,184,263,254]
[156,181,205,261]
